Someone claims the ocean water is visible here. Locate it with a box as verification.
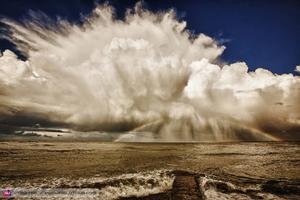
[0,142,299,199]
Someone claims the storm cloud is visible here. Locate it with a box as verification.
[0,4,299,141]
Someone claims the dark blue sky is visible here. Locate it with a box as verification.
[0,0,299,74]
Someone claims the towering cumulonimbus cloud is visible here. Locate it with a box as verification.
[0,4,299,141]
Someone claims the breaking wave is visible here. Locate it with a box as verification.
[2,170,299,199]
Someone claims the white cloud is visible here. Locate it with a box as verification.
[0,4,299,141]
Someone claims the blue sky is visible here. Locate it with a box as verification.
[0,0,300,74]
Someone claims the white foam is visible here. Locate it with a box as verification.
[1,170,174,200]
